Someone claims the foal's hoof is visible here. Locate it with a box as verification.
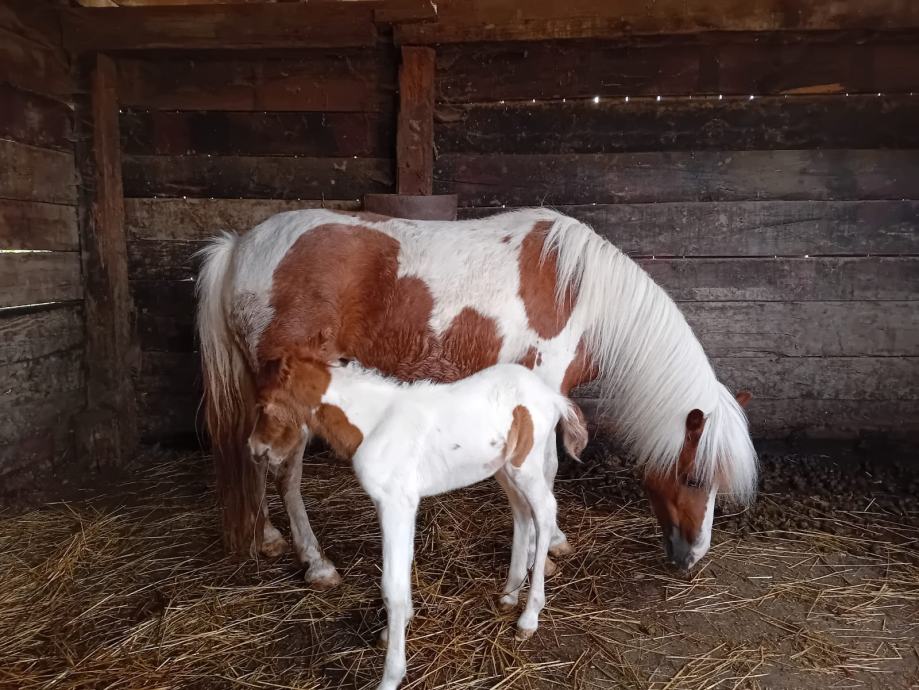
[497,595,518,613]
[515,626,537,642]
[305,562,342,590]
[548,539,573,558]
[260,536,289,558]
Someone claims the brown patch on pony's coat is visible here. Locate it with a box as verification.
[643,409,709,544]
[561,339,598,395]
[505,405,535,468]
[518,346,538,369]
[518,221,575,339]
[440,308,502,377]
[313,404,364,459]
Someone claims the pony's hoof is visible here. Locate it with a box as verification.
[305,563,342,590]
[548,539,573,558]
[260,536,289,558]
[497,595,518,613]
[515,626,537,642]
[544,556,558,578]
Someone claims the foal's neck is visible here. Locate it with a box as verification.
[322,367,403,434]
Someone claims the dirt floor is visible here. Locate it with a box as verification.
[1,439,917,690]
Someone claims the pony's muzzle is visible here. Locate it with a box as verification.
[664,529,703,570]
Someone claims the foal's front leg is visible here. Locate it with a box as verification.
[377,497,418,690]
[277,436,341,589]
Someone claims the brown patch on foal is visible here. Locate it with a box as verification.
[518,221,575,339]
[313,404,364,460]
[505,405,535,468]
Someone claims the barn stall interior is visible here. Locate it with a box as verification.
[1,0,918,688]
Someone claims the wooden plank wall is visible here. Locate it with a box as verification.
[119,48,397,440]
[433,33,919,438]
[0,2,84,491]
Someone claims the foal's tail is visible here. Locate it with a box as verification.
[560,400,589,462]
[196,233,264,558]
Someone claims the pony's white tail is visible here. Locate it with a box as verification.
[560,401,589,462]
[196,233,264,557]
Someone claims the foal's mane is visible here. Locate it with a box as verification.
[533,210,757,502]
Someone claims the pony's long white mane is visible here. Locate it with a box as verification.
[541,212,758,503]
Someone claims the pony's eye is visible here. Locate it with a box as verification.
[684,476,703,489]
[338,357,351,366]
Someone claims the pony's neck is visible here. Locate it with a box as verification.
[321,366,401,436]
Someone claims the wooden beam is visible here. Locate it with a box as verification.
[396,46,435,195]
[76,54,138,466]
[61,2,379,52]
[395,0,919,43]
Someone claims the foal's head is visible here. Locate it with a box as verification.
[248,354,331,468]
[643,391,752,570]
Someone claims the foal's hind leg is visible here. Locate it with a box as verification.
[277,435,341,589]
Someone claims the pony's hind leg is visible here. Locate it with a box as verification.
[277,434,341,589]
[494,469,532,612]
[544,436,573,557]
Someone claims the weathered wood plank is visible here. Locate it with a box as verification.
[132,280,195,352]
[0,25,72,99]
[641,257,919,302]
[120,110,394,157]
[436,95,919,154]
[434,150,919,206]
[0,200,79,251]
[459,201,919,256]
[123,155,394,199]
[0,0,62,48]
[0,252,82,308]
[62,3,378,52]
[77,54,138,464]
[398,0,919,43]
[580,356,919,401]
[683,302,919,358]
[578,398,919,437]
[116,52,396,112]
[140,351,201,394]
[138,391,200,441]
[127,240,200,281]
[125,197,360,241]
[397,46,435,195]
[0,305,84,366]
[0,349,85,410]
[0,139,76,205]
[434,36,919,102]
[0,84,72,151]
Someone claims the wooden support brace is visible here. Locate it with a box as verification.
[396,46,435,196]
[76,53,139,466]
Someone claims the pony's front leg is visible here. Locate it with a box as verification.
[376,496,418,690]
[277,435,341,589]
[260,503,288,558]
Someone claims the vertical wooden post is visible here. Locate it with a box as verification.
[396,46,435,195]
[76,53,138,466]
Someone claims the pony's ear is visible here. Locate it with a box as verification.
[686,408,705,440]
[735,390,753,408]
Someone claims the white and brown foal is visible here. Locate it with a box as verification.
[248,354,587,690]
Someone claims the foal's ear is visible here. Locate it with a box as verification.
[258,356,292,389]
[735,390,753,408]
[685,408,705,440]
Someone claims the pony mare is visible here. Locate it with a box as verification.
[196,208,757,585]
[248,355,588,690]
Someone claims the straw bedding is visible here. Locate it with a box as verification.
[1,445,917,689]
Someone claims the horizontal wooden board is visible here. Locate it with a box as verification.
[459,201,919,256]
[0,252,83,308]
[0,305,84,366]
[578,356,919,401]
[642,257,919,302]
[434,36,919,102]
[123,155,394,199]
[578,398,919,437]
[436,95,919,154]
[137,390,200,441]
[0,140,76,205]
[684,301,919,358]
[132,280,196,352]
[128,241,200,281]
[121,110,395,157]
[434,150,919,206]
[0,200,79,251]
[0,348,84,411]
[116,52,395,111]
[125,197,361,241]
[140,351,201,394]
[0,84,72,151]
[0,0,61,48]
[0,25,72,98]
[63,2,378,51]
[399,0,919,43]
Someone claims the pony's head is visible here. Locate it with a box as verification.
[643,391,753,569]
[248,353,331,468]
